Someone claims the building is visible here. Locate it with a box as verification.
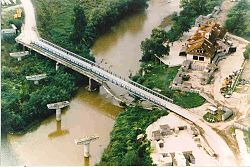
[181,21,226,70]
[208,106,218,115]
[221,107,233,121]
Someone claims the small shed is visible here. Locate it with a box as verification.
[152,130,162,141]
[221,107,233,121]
[160,124,173,136]
[208,106,217,115]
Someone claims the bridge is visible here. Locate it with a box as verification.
[16,37,200,123]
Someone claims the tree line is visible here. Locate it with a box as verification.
[225,0,250,39]
[166,0,222,42]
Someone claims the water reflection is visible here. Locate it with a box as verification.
[84,157,90,166]
[92,11,147,55]
[48,121,69,139]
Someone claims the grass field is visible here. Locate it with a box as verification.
[133,62,205,108]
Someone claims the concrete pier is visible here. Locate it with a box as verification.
[47,101,70,121]
[75,135,99,158]
[83,143,90,157]
[26,74,47,84]
[9,51,29,61]
[56,109,61,121]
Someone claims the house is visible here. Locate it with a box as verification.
[181,21,226,69]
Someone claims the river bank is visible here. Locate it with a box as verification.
[1,0,182,165]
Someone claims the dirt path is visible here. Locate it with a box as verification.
[216,0,237,25]
[16,0,39,44]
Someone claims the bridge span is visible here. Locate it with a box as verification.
[16,37,201,123]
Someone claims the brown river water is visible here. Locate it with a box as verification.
[1,0,180,165]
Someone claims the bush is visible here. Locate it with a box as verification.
[225,0,250,38]
[98,106,167,165]
[244,44,250,60]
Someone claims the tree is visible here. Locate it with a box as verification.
[244,44,250,60]
[121,150,140,166]
[70,5,87,45]
[141,28,170,62]
[151,28,168,43]
[225,0,249,36]
[180,0,207,15]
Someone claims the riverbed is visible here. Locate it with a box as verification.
[1,0,181,165]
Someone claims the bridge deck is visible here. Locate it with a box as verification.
[16,38,200,123]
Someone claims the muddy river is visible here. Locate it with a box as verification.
[1,0,180,165]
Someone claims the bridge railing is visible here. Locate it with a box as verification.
[32,38,174,104]
[39,38,129,79]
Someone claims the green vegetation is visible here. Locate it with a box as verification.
[166,0,222,42]
[225,0,250,40]
[98,106,168,165]
[2,0,149,134]
[244,44,250,60]
[141,28,169,62]
[32,0,148,57]
[203,112,220,123]
[1,37,84,133]
[244,131,250,153]
[133,0,222,108]
[132,63,205,108]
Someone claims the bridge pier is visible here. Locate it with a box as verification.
[83,143,90,157]
[75,135,99,158]
[10,51,29,61]
[26,74,47,85]
[87,78,100,92]
[56,62,60,71]
[47,101,70,122]
[56,108,62,121]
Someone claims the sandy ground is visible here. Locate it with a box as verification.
[161,27,198,67]
[146,113,219,166]
[146,0,250,166]
[215,0,237,26]
[16,0,39,44]
[235,129,250,166]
